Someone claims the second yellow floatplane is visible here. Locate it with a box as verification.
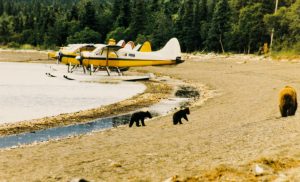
[55,38,184,76]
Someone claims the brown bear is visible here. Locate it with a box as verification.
[279,86,297,117]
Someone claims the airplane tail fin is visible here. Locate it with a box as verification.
[124,41,135,50]
[117,40,125,47]
[156,38,181,60]
[140,41,152,52]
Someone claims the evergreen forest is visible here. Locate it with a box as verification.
[0,0,299,54]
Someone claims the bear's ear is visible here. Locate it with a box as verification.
[186,107,190,114]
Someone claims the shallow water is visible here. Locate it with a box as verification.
[0,62,145,123]
[0,97,190,149]
[0,115,130,148]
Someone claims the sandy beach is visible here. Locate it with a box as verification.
[1,52,300,181]
[0,49,50,63]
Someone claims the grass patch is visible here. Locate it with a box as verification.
[271,50,300,60]
[20,44,35,50]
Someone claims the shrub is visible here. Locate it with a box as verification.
[7,42,20,48]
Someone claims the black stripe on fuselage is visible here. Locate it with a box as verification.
[61,55,182,63]
[83,57,174,62]
[61,55,76,58]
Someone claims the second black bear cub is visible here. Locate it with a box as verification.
[129,111,152,127]
[173,108,190,125]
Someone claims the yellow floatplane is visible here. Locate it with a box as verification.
[49,38,184,75]
[48,44,97,60]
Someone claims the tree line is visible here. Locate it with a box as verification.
[0,0,299,53]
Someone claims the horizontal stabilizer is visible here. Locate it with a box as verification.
[133,44,141,51]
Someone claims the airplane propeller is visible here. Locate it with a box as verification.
[57,51,63,64]
[75,52,83,65]
[75,51,87,74]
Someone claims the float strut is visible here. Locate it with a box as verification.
[83,66,86,74]
[68,63,71,73]
[116,67,122,76]
[106,66,111,76]
[93,66,99,73]
[90,64,93,75]
[70,65,76,73]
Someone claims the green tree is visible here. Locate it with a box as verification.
[286,0,300,45]
[67,27,102,44]
[151,9,174,49]
[0,0,3,16]
[207,0,231,52]
[0,18,11,44]
[179,0,195,52]
[12,16,23,33]
[238,3,266,53]
[67,4,79,21]
[112,0,122,20]
[24,13,34,30]
[67,20,81,36]
[0,0,298,53]
[129,0,146,39]
[4,1,13,15]
[207,0,217,19]
[264,0,300,51]
[199,0,208,21]
[79,1,97,30]
[150,0,159,12]
[115,0,131,28]
[106,26,131,41]
[199,0,209,49]
[174,3,185,49]
[48,17,68,46]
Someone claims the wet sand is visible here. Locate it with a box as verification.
[1,52,300,181]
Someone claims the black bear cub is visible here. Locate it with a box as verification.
[173,107,190,125]
[129,111,152,127]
